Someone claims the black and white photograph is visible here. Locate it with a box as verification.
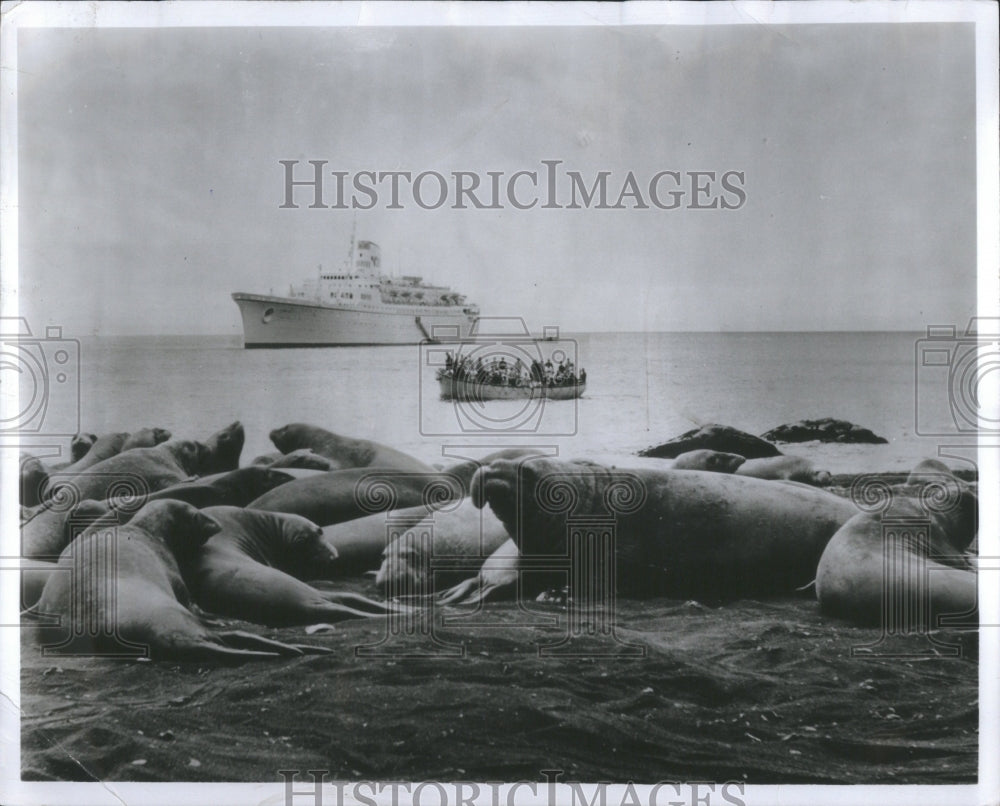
[1,2,998,805]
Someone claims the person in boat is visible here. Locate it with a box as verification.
[544,360,555,386]
[579,368,586,385]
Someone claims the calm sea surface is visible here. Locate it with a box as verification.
[66,331,971,474]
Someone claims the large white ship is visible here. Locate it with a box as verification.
[232,237,479,347]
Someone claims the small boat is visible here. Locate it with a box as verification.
[438,375,585,402]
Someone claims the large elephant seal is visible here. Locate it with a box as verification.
[183,506,395,626]
[22,424,246,560]
[671,449,746,473]
[736,455,832,487]
[29,500,327,660]
[270,423,434,473]
[371,499,512,595]
[471,457,858,600]
[816,468,978,627]
[443,448,554,490]
[639,424,782,460]
[246,467,465,527]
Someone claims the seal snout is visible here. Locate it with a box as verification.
[196,512,222,540]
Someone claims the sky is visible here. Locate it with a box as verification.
[13,21,979,335]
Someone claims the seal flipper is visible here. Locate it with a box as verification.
[214,629,330,656]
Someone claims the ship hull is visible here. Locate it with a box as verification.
[233,293,478,347]
[438,377,585,401]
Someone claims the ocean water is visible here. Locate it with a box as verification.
[55,331,975,475]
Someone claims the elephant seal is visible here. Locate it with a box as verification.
[20,455,50,508]
[443,448,554,490]
[22,424,245,560]
[370,499,512,594]
[29,500,327,660]
[736,455,832,487]
[671,449,746,473]
[905,458,957,486]
[639,424,782,460]
[247,467,465,527]
[55,427,172,481]
[270,423,434,473]
[816,468,977,626]
[471,457,859,600]
[252,449,335,471]
[183,506,396,626]
[70,433,99,463]
[65,466,297,532]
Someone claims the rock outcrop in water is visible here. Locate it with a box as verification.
[639,423,782,459]
[761,418,888,444]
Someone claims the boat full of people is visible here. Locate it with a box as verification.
[436,352,587,401]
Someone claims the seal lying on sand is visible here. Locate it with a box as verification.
[29,501,328,660]
[20,455,50,508]
[252,449,336,471]
[372,499,511,595]
[671,449,746,473]
[816,464,978,626]
[247,467,465,527]
[470,457,858,600]
[736,455,832,487]
[53,427,172,481]
[184,506,397,626]
[65,466,298,532]
[22,423,245,559]
[270,423,434,473]
[639,424,782,460]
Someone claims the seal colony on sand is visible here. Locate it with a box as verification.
[21,423,245,560]
[29,501,330,660]
[19,418,982,662]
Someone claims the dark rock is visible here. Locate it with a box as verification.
[639,424,782,460]
[761,418,888,445]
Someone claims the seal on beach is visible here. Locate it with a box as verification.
[816,465,978,626]
[184,506,397,626]
[639,424,782,460]
[736,455,832,487]
[246,467,465,527]
[443,448,555,490]
[372,498,512,594]
[469,457,858,600]
[252,449,336,471]
[270,422,434,473]
[65,466,298,532]
[20,455,51,508]
[22,423,246,559]
[30,500,328,660]
[671,449,746,473]
[55,427,172,480]
[70,433,99,463]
